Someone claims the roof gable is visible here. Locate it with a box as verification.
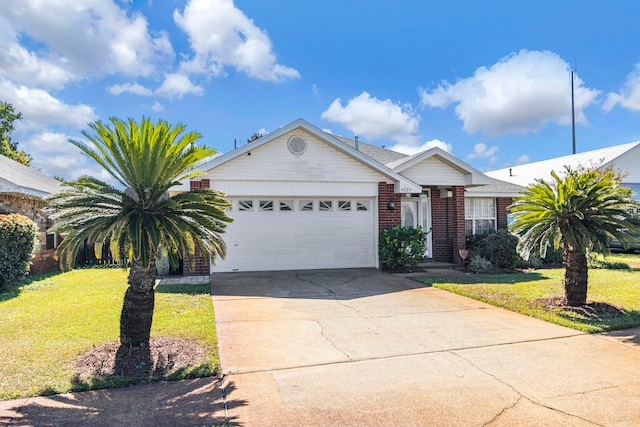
[387,147,493,186]
[0,155,62,197]
[198,119,421,193]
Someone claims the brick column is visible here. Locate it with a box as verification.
[378,182,401,230]
[451,186,466,265]
[185,178,211,275]
[497,197,513,230]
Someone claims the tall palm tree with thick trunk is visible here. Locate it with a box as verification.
[509,165,639,306]
[48,117,232,350]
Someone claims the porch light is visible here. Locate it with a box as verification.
[387,199,395,211]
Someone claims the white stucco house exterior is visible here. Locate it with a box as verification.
[186,119,517,274]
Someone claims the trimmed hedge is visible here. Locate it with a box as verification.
[379,226,427,272]
[0,213,38,288]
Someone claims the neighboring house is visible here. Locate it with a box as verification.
[486,141,640,202]
[0,155,63,274]
[486,141,640,252]
[188,119,516,274]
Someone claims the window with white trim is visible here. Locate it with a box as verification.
[356,201,369,211]
[319,200,333,211]
[338,200,351,211]
[279,200,293,211]
[238,200,253,211]
[465,198,496,236]
[259,200,274,211]
[300,200,314,211]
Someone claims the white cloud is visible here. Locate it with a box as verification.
[0,16,74,88]
[467,143,498,160]
[321,92,420,145]
[515,154,531,165]
[107,82,153,96]
[420,50,600,136]
[0,0,173,85]
[391,139,453,156]
[603,64,640,112]
[151,101,165,112]
[173,0,299,82]
[0,77,97,130]
[312,84,319,97]
[156,73,204,99]
[21,132,109,183]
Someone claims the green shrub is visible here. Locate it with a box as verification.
[587,253,631,270]
[467,254,494,274]
[467,229,520,270]
[0,213,38,288]
[379,226,427,272]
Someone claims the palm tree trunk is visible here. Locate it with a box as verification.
[563,248,588,306]
[120,260,156,348]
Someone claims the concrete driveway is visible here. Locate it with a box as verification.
[212,268,640,426]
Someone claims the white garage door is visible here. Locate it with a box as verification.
[212,198,377,272]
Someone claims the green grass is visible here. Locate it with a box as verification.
[413,254,640,334]
[0,268,218,400]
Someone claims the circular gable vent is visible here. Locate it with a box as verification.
[287,135,307,155]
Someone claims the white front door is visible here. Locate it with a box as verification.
[401,194,432,258]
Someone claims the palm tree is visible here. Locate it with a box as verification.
[509,165,640,306]
[48,117,232,351]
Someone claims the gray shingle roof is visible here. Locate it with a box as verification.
[332,135,408,165]
[465,178,525,196]
[0,155,63,197]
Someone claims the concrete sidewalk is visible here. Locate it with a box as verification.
[212,268,640,426]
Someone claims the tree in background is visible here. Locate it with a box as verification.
[47,117,233,369]
[0,102,31,166]
[509,165,640,306]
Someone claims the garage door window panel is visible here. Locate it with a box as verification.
[319,200,333,211]
[259,200,274,211]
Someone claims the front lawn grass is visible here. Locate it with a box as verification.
[413,254,640,334]
[0,268,218,400]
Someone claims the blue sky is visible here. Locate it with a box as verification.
[1,0,640,181]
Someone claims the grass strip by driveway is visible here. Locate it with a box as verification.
[0,268,218,400]
[412,262,640,334]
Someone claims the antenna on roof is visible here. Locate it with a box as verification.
[571,68,577,155]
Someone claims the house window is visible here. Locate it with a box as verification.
[259,200,274,211]
[279,200,293,211]
[338,200,351,211]
[319,200,333,211]
[238,200,253,211]
[465,198,496,236]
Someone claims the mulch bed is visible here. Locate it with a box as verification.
[533,297,627,319]
[72,337,209,383]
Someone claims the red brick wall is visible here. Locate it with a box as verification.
[190,179,211,190]
[425,186,466,264]
[451,186,466,265]
[497,197,513,230]
[0,193,57,274]
[183,251,211,276]
[186,179,211,275]
[378,182,401,230]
